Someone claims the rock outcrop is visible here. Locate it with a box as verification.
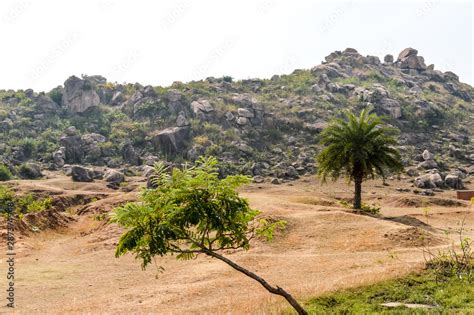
[152,127,190,156]
[62,76,100,113]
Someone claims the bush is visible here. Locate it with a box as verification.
[19,138,38,159]
[0,186,52,215]
[424,217,473,283]
[222,75,233,83]
[0,165,12,181]
[0,185,15,215]
[48,88,63,105]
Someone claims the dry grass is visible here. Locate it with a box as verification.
[0,174,472,314]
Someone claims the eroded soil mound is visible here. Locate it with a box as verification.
[388,196,467,208]
[384,227,443,247]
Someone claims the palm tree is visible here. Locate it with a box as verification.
[316,108,403,209]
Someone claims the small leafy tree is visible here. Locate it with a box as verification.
[113,157,307,314]
[317,108,403,209]
[0,165,12,181]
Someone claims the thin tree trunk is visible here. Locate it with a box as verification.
[354,176,362,209]
[202,249,308,315]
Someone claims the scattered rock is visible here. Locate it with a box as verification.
[19,163,43,179]
[444,174,464,189]
[414,173,443,189]
[122,143,141,166]
[104,169,125,186]
[383,54,394,64]
[418,159,438,170]
[71,165,93,182]
[271,178,282,185]
[237,108,254,118]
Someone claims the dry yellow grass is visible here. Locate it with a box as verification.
[0,175,472,314]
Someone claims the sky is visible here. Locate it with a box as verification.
[0,0,472,92]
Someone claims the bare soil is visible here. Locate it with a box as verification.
[0,175,472,314]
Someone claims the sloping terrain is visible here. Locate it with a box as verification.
[1,175,472,314]
[0,47,473,184]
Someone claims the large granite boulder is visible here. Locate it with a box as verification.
[418,150,437,169]
[35,94,60,112]
[122,143,141,165]
[52,147,66,167]
[396,48,427,71]
[152,127,190,156]
[414,173,443,189]
[104,169,125,185]
[62,76,100,113]
[60,127,84,164]
[191,99,214,120]
[71,165,93,182]
[397,48,418,61]
[82,133,106,164]
[444,174,464,190]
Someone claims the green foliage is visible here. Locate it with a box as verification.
[112,156,284,268]
[360,203,381,215]
[19,195,53,213]
[68,106,111,136]
[0,165,12,181]
[18,164,39,179]
[317,108,403,209]
[0,186,52,216]
[424,220,473,284]
[304,272,474,314]
[222,75,233,83]
[18,138,38,158]
[133,100,169,127]
[48,88,63,105]
[0,185,15,214]
[338,200,381,216]
[317,108,403,183]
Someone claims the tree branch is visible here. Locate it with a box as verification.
[200,247,307,315]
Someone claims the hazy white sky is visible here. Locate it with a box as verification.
[0,0,472,92]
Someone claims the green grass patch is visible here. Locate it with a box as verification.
[304,272,474,314]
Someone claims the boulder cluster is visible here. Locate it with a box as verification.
[0,47,472,190]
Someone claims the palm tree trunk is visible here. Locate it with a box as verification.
[353,176,362,209]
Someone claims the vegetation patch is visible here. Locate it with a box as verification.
[304,271,474,314]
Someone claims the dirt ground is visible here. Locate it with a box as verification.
[0,174,472,314]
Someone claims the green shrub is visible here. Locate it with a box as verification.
[0,186,53,215]
[18,164,42,179]
[48,88,63,105]
[19,138,38,158]
[0,185,15,215]
[0,165,12,181]
[222,75,233,83]
[26,197,53,213]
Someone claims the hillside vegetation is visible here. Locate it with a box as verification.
[0,47,472,188]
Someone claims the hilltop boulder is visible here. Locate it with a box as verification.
[397,48,418,61]
[62,76,100,113]
[396,48,427,71]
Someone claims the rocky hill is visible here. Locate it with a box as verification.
[0,47,473,190]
